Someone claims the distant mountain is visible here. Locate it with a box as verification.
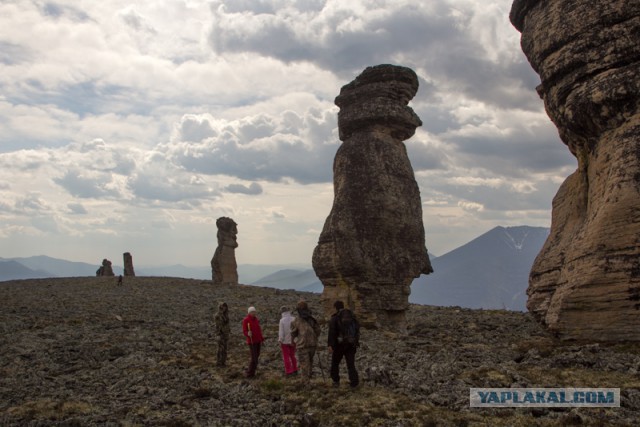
[0,255,311,284]
[2,226,548,310]
[250,269,321,292]
[0,260,51,281]
[10,255,106,277]
[410,226,549,311]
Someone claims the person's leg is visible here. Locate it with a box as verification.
[299,348,312,381]
[345,345,359,387]
[217,335,227,366]
[246,343,259,377]
[307,347,316,379]
[290,344,298,373]
[330,345,345,385]
[281,344,293,374]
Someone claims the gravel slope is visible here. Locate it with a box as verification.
[1,277,639,426]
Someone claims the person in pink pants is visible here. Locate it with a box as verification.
[278,306,298,376]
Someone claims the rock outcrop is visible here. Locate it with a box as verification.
[96,259,114,277]
[511,0,640,340]
[123,252,135,277]
[211,217,239,285]
[312,64,433,331]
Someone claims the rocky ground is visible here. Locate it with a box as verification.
[1,277,639,426]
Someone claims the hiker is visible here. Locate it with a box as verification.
[290,301,321,383]
[117,275,123,286]
[242,306,264,378]
[278,305,298,376]
[214,302,230,367]
[328,300,360,388]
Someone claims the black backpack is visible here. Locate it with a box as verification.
[337,309,358,345]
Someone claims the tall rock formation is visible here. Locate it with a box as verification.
[96,259,114,277]
[511,0,640,340]
[211,217,239,285]
[123,252,135,277]
[312,64,433,331]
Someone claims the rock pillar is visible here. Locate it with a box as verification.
[211,217,239,285]
[96,259,115,277]
[312,64,433,331]
[123,252,135,277]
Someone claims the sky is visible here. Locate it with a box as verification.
[0,0,576,268]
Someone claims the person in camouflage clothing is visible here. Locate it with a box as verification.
[214,302,230,367]
[290,301,321,383]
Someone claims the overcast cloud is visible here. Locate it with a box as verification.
[0,0,575,267]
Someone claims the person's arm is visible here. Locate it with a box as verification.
[242,317,250,338]
[278,319,284,343]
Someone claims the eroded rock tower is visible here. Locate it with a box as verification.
[211,217,239,286]
[312,64,433,331]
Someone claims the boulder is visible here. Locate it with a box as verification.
[312,64,433,331]
[510,0,640,340]
[211,217,239,285]
[123,252,135,277]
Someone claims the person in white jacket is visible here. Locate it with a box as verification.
[278,306,298,376]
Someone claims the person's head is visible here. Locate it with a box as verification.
[219,302,228,312]
[248,306,257,317]
[334,300,345,312]
[280,306,289,314]
[297,301,308,312]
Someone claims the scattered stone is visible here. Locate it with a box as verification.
[1,276,638,426]
[510,0,640,341]
[123,252,135,277]
[312,64,433,331]
[210,217,239,286]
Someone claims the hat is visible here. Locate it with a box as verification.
[280,306,289,314]
[248,306,256,313]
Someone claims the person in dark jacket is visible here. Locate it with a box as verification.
[214,302,230,367]
[242,306,264,378]
[327,300,359,388]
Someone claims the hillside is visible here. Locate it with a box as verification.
[1,277,638,426]
[0,260,50,281]
[410,226,549,311]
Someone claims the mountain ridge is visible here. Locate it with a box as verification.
[1,225,548,312]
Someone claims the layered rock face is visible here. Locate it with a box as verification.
[211,217,239,285]
[312,64,433,331]
[511,0,640,340]
[123,252,135,277]
[96,259,114,277]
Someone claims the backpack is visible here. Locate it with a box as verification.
[337,309,358,345]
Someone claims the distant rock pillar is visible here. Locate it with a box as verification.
[123,252,135,277]
[511,0,640,340]
[211,217,239,285]
[312,64,433,332]
[96,259,115,277]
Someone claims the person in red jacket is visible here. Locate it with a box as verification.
[242,306,264,378]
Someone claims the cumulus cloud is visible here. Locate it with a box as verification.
[67,203,88,215]
[0,0,576,263]
[54,170,121,199]
[224,182,263,195]
[165,109,340,184]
